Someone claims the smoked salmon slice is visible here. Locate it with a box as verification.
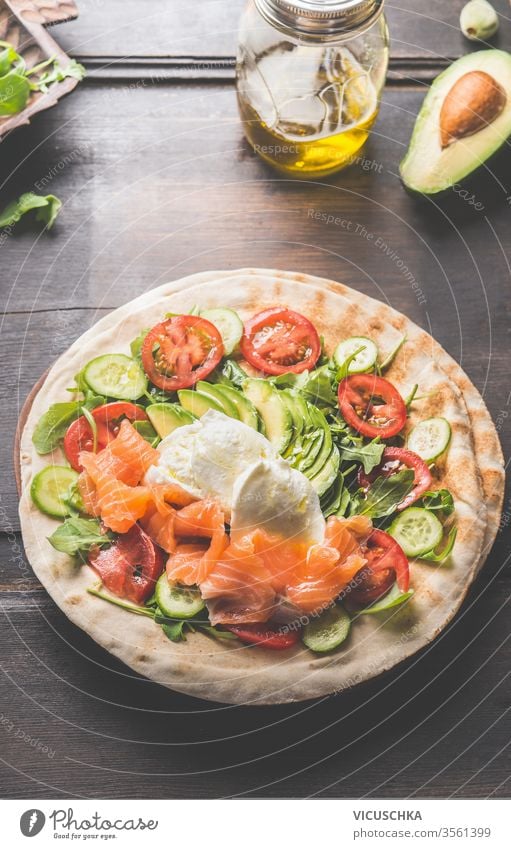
[166,499,228,585]
[200,538,277,625]
[199,515,371,623]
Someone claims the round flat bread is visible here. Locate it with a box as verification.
[18,269,504,705]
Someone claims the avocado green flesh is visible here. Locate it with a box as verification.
[400,50,511,195]
[146,403,194,438]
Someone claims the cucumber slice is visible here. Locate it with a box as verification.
[303,605,351,653]
[242,378,293,454]
[31,465,79,518]
[213,384,259,429]
[178,389,224,417]
[333,336,378,373]
[201,307,243,355]
[146,403,194,438]
[155,573,205,619]
[196,381,239,419]
[83,354,147,400]
[389,507,443,558]
[407,417,452,462]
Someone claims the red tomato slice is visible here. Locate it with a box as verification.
[88,523,164,604]
[358,446,432,511]
[64,402,147,472]
[349,529,409,606]
[225,623,300,650]
[338,374,407,439]
[141,315,223,391]
[240,307,321,375]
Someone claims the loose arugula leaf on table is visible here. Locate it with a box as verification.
[49,518,112,556]
[0,192,61,229]
[339,439,384,475]
[352,468,415,519]
[0,70,30,115]
[32,59,86,93]
[419,489,455,517]
[0,43,20,76]
[32,401,82,453]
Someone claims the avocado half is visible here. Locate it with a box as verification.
[400,50,511,195]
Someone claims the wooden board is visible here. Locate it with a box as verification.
[2,0,511,800]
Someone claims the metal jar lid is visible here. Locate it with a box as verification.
[255,0,385,40]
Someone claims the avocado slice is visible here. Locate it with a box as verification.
[146,403,194,438]
[178,389,224,418]
[213,384,260,430]
[242,379,293,454]
[400,50,511,195]
[309,446,341,498]
[195,381,240,419]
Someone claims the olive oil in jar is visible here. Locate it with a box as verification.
[236,0,389,177]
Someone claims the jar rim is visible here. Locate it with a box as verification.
[255,0,385,41]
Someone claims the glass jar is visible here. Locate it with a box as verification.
[236,0,389,177]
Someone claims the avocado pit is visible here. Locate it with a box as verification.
[439,70,507,149]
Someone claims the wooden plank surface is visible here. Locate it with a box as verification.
[1,0,511,800]
[55,0,511,63]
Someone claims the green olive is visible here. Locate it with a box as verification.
[460,0,499,42]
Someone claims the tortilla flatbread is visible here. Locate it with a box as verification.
[18,269,504,705]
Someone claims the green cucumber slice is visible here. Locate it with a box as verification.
[146,403,194,438]
[407,417,452,462]
[302,605,351,653]
[389,507,443,558]
[333,337,378,374]
[83,354,147,400]
[155,573,205,619]
[201,307,243,355]
[196,381,240,419]
[178,389,223,417]
[31,465,79,518]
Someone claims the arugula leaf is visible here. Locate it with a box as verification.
[199,625,239,641]
[87,585,155,617]
[405,384,419,409]
[33,58,86,93]
[132,419,160,447]
[32,401,81,453]
[302,364,338,408]
[212,358,248,388]
[0,192,61,229]
[69,369,105,407]
[161,620,188,642]
[130,328,149,361]
[339,440,384,475]
[49,518,112,556]
[420,526,457,562]
[0,70,30,115]
[357,583,414,615]
[420,489,455,517]
[0,43,20,76]
[353,469,415,519]
[379,334,407,371]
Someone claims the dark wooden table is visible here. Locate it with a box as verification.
[1,0,510,799]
